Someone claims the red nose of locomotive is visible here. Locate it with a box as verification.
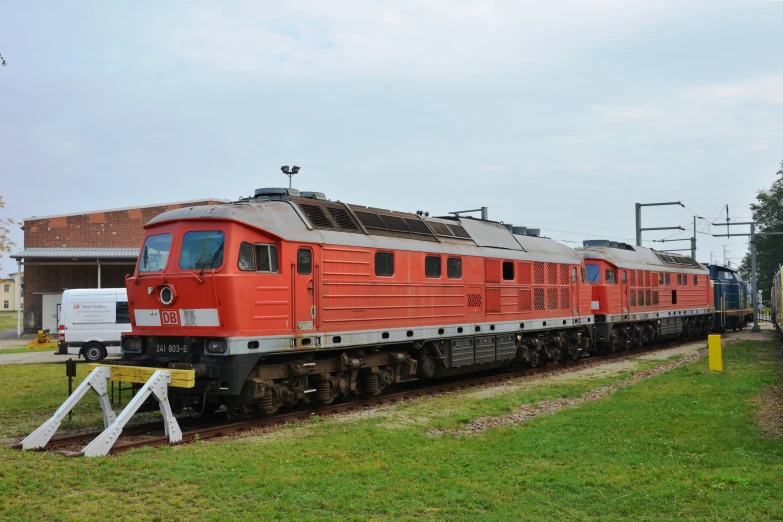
[122,224,232,359]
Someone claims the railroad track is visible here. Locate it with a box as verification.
[12,336,711,456]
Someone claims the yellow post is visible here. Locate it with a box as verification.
[708,334,723,372]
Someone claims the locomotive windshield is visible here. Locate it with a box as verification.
[138,233,172,272]
[179,231,225,270]
[585,263,600,283]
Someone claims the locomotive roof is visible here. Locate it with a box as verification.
[146,197,585,265]
[580,245,708,274]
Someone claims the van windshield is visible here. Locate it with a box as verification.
[139,234,172,272]
[179,231,225,270]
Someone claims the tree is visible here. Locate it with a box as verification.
[0,53,5,67]
[738,161,783,299]
[0,196,17,272]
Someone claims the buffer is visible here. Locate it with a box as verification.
[21,364,195,457]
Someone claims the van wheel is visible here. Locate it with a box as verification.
[83,344,106,362]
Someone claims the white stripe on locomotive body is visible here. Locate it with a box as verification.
[134,309,161,327]
[179,309,220,327]
[222,314,596,356]
[136,308,221,327]
[599,307,714,324]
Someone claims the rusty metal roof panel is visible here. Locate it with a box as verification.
[12,248,139,260]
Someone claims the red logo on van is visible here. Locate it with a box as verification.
[73,304,80,310]
[161,310,179,325]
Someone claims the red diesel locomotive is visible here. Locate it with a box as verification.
[120,187,713,416]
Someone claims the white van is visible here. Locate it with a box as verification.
[58,288,131,362]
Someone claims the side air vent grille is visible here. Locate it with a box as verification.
[654,251,701,269]
[355,211,386,229]
[299,204,334,228]
[327,207,359,230]
[427,222,453,237]
[381,215,410,233]
[348,206,442,242]
[292,198,361,232]
[448,224,471,239]
[404,218,431,235]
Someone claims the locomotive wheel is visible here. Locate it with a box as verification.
[527,350,540,368]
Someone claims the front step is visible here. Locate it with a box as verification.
[21,364,195,457]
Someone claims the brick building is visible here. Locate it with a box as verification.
[11,199,225,334]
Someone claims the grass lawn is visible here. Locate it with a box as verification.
[0,311,18,331]
[1,340,781,521]
[0,346,57,355]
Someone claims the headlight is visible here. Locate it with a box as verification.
[122,336,143,352]
[159,286,174,306]
[206,339,228,354]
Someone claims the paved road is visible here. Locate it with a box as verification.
[0,351,122,365]
[0,328,20,340]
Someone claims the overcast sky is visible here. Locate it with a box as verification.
[1,1,782,275]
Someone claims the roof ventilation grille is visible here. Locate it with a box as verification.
[526,228,541,237]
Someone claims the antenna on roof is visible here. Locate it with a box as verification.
[280,165,300,189]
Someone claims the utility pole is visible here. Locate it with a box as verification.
[635,201,685,246]
[692,215,697,259]
[713,219,783,332]
[722,245,728,266]
[652,214,699,259]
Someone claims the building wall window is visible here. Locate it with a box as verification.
[3,284,9,293]
[3,300,8,309]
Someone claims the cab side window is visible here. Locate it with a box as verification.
[605,269,617,284]
[238,242,255,271]
[239,243,279,273]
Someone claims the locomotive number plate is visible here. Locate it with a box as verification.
[156,344,188,354]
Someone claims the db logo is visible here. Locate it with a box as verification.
[73,304,80,310]
[161,310,179,325]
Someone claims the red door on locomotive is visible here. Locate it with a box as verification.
[293,245,318,332]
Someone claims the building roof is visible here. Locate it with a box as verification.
[23,199,230,222]
[11,248,139,260]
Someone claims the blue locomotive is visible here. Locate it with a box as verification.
[709,264,753,332]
